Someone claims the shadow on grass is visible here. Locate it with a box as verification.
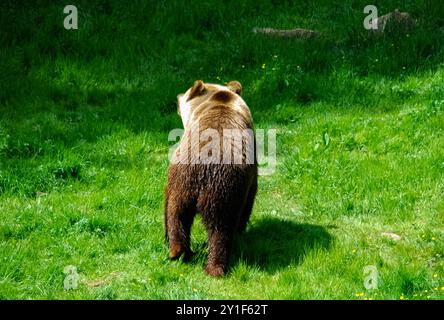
[232,217,333,273]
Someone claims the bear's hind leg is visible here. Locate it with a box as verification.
[165,194,196,261]
[236,178,257,233]
[203,223,234,277]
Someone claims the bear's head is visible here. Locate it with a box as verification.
[177,80,242,128]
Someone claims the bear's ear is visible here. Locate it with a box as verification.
[187,80,205,101]
[226,81,242,95]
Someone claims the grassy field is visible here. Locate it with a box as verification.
[0,0,443,299]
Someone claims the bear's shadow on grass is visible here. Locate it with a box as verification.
[231,217,333,273]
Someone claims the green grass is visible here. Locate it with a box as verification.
[1,0,443,299]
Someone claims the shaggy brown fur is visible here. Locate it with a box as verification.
[165,80,257,277]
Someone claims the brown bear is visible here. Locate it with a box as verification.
[164,80,257,277]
